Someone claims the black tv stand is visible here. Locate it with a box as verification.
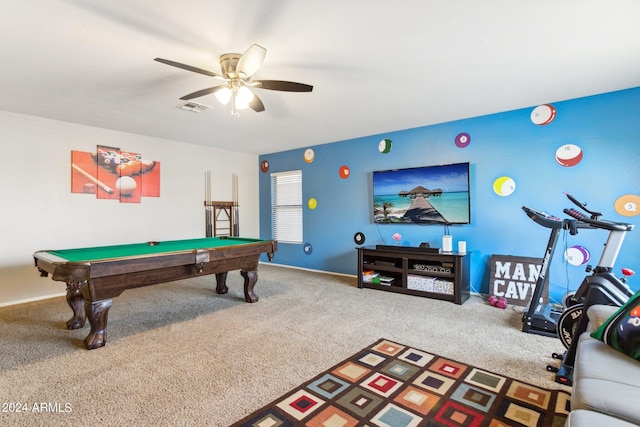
[357,246,470,305]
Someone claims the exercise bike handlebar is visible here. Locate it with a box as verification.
[563,208,634,232]
[522,206,564,229]
[564,192,603,218]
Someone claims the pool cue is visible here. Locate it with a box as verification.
[205,171,213,237]
[232,174,239,236]
[72,163,114,194]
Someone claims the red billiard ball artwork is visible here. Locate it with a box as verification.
[71,146,160,203]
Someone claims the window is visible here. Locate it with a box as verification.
[271,170,303,243]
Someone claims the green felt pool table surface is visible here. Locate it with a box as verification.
[45,237,267,262]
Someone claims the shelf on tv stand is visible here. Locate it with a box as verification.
[357,245,470,305]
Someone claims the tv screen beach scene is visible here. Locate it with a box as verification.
[373,162,470,224]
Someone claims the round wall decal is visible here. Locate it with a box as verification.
[555,144,583,167]
[493,176,516,196]
[455,133,471,148]
[260,160,269,173]
[378,138,392,153]
[303,148,315,163]
[614,194,640,217]
[354,232,365,245]
[564,245,590,266]
[339,165,350,179]
[531,104,556,125]
[303,243,313,254]
[308,198,317,209]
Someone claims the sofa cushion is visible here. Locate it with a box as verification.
[565,409,639,427]
[591,290,640,360]
[572,333,640,425]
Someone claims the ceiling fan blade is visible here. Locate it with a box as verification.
[249,93,265,112]
[254,80,313,92]
[154,58,224,79]
[236,44,267,78]
[180,85,226,100]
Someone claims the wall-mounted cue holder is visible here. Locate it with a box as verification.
[204,171,240,237]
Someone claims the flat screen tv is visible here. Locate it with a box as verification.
[373,162,470,224]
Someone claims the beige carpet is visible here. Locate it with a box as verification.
[0,264,568,426]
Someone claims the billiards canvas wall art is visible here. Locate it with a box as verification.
[71,145,160,203]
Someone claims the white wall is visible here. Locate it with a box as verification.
[0,111,258,305]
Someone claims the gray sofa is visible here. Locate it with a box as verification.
[565,304,640,426]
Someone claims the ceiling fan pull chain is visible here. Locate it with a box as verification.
[230,93,240,118]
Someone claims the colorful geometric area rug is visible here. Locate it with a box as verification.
[232,339,571,427]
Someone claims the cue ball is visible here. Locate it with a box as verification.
[116,176,137,195]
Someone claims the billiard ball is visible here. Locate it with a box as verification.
[116,176,137,196]
[616,316,640,357]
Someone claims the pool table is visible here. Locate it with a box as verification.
[33,236,277,349]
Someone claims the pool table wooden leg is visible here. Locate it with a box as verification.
[241,270,259,303]
[65,281,87,330]
[215,272,228,295]
[84,299,112,350]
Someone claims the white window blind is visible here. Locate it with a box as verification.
[271,170,303,243]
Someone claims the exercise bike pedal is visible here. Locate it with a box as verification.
[546,365,559,373]
[552,352,564,360]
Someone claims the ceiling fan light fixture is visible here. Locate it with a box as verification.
[155,43,312,117]
[215,87,232,105]
[235,86,254,110]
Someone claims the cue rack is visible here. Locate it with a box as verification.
[204,172,239,237]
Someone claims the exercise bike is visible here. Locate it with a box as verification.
[547,195,635,385]
[521,204,581,337]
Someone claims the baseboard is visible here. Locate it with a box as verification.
[0,292,66,308]
[260,261,357,279]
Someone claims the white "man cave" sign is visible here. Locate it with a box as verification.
[489,255,547,307]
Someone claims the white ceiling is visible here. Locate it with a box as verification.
[1,1,639,155]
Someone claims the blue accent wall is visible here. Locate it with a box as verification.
[259,87,640,302]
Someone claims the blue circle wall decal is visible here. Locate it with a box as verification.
[303,243,313,255]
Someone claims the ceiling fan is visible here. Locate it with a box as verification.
[155,44,313,117]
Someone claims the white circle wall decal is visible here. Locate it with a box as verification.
[555,144,583,167]
[531,104,557,125]
[493,176,516,196]
[565,245,590,266]
[378,139,392,153]
[303,148,315,163]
